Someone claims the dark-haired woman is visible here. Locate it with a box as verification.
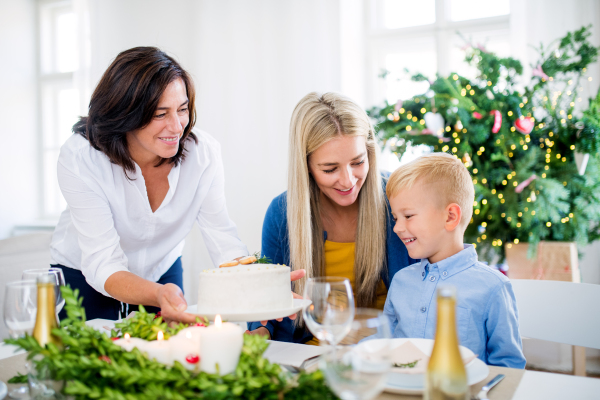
[50,47,265,323]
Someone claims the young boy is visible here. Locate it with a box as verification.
[384,152,526,368]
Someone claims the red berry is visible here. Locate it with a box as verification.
[185,354,200,364]
[154,311,162,320]
[111,337,119,341]
[194,323,205,327]
[99,355,112,364]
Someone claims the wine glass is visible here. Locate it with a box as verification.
[302,277,355,346]
[22,268,65,315]
[319,308,392,400]
[3,280,37,399]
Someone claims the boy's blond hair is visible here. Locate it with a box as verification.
[386,153,475,229]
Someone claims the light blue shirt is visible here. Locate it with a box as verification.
[383,244,526,368]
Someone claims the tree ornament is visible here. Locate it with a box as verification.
[532,64,549,80]
[515,175,537,193]
[424,112,445,137]
[455,120,463,131]
[394,100,403,112]
[462,153,473,167]
[490,110,502,133]
[473,111,483,119]
[575,153,589,175]
[486,90,495,100]
[530,190,537,202]
[514,117,535,134]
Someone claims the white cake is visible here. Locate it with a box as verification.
[197,264,292,314]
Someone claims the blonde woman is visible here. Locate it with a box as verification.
[247,92,414,342]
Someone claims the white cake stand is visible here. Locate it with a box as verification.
[185,299,312,322]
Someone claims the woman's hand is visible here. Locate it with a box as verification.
[245,326,271,338]
[260,269,305,325]
[156,283,198,324]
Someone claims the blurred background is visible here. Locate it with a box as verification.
[1,0,599,372]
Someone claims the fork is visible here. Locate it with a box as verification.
[471,374,505,400]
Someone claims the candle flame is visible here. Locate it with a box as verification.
[215,314,222,328]
[157,331,164,341]
[124,333,130,340]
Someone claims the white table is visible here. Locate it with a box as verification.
[2,319,599,400]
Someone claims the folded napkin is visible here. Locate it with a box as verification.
[391,340,477,374]
[263,341,329,370]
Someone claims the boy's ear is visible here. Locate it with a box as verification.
[445,203,462,232]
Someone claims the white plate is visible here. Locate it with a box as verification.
[0,380,6,400]
[383,338,489,395]
[185,298,312,322]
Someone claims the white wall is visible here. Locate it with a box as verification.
[0,0,39,239]
[86,0,342,301]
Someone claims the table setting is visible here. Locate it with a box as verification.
[1,269,600,400]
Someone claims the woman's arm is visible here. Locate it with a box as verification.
[58,146,197,322]
[105,272,196,323]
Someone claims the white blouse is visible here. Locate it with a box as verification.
[50,129,248,298]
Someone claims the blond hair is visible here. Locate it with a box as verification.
[288,92,387,307]
[386,153,475,229]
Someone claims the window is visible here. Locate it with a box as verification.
[367,0,511,104]
[38,0,90,217]
[367,0,511,166]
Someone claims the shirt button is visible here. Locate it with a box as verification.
[420,307,427,313]
[442,271,448,277]
[430,276,436,282]
[422,272,425,277]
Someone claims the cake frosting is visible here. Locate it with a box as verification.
[197,264,292,314]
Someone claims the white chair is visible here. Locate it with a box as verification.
[0,233,53,340]
[511,279,600,376]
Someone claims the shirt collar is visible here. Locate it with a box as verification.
[419,244,478,280]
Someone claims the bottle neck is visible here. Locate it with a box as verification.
[434,297,460,346]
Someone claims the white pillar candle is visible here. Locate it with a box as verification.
[169,331,201,371]
[175,326,204,345]
[113,333,149,352]
[143,331,172,365]
[199,315,243,375]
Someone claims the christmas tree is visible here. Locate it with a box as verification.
[369,26,600,261]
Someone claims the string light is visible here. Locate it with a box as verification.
[546,222,552,227]
[406,126,412,131]
[508,111,513,116]
[420,108,426,113]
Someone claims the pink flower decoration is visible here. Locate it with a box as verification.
[394,100,403,112]
[515,175,537,194]
[532,65,549,80]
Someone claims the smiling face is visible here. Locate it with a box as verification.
[389,180,463,264]
[126,78,190,165]
[308,135,369,208]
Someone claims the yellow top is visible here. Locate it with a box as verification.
[305,240,388,346]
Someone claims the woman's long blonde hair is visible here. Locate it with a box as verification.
[287,92,387,307]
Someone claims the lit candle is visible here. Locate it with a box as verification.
[170,330,201,371]
[113,333,148,352]
[199,315,243,375]
[143,331,172,365]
